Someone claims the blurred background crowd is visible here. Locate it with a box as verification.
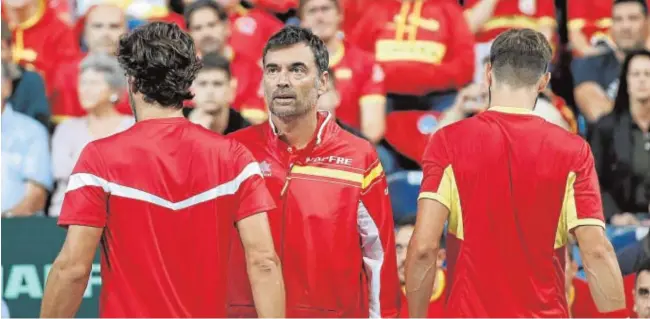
[1,0,650,317]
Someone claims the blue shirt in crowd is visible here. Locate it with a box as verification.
[1,104,53,213]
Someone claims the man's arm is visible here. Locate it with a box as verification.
[574,226,626,312]
[359,63,387,144]
[574,83,614,122]
[406,129,454,318]
[405,199,448,318]
[236,213,285,318]
[463,0,500,34]
[566,142,626,313]
[359,157,401,318]
[41,225,102,317]
[5,182,48,216]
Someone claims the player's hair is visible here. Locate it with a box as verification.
[263,25,329,75]
[184,0,228,29]
[117,22,202,108]
[298,0,340,17]
[636,258,650,284]
[489,28,552,88]
[80,52,127,92]
[201,53,231,79]
[613,49,650,114]
[614,0,648,15]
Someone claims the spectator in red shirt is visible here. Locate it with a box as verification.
[348,0,475,112]
[300,0,387,144]
[50,4,131,123]
[212,0,283,62]
[185,0,267,123]
[3,0,79,95]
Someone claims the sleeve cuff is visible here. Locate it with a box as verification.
[418,191,451,212]
[57,218,105,229]
[568,217,606,231]
[235,203,276,223]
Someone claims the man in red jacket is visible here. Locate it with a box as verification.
[227,25,401,318]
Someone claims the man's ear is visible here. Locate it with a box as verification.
[538,72,551,92]
[318,71,330,96]
[484,63,493,87]
[227,78,237,104]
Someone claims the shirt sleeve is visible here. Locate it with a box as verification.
[359,58,386,107]
[565,142,606,231]
[571,56,600,87]
[23,122,53,191]
[418,129,454,212]
[230,141,276,222]
[58,142,108,228]
[359,149,401,318]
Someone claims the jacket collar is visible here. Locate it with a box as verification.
[268,111,334,146]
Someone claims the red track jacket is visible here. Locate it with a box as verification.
[227,112,401,318]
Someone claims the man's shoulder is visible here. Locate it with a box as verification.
[572,48,617,70]
[10,108,48,137]
[228,121,268,145]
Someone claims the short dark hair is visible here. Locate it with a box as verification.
[184,0,228,29]
[489,28,552,88]
[298,0,340,17]
[200,53,231,79]
[117,22,202,108]
[614,0,648,16]
[263,25,329,75]
[636,258,650,286]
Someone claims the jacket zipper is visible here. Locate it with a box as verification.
[279,163,294,262]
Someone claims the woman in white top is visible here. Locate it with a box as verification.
[49,53,134,217]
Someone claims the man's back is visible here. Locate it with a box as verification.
[419,106,605,317]
[58,117,274,317]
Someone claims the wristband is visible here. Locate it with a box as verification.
[601,308,629,318]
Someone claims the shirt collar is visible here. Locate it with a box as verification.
[487,106,534,115]
[269,111,333,145]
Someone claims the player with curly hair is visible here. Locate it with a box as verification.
[40,22,285,318]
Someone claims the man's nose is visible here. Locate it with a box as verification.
[277,71,290,86]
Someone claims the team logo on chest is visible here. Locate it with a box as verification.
[260,161,272,177]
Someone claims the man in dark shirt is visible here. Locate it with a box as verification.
[183,53,250,134]
[572,0,648,124]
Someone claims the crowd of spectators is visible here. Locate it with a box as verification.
[1,0,649,313]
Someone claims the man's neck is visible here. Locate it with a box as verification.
[631,100,650,132]
[489,87,538,111]
[192,107,230,134]
[325,37,341,56]
[6,2,39,26]
[87,103,119,120]
[134,102,184,121]
[272,111,319,149]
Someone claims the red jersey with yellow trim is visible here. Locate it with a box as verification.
[341,0,376,36]
[7,0,80,95]
[570,277,601,318]
[228,5,283,62]
[568,0,613,46]
[330,41,386,130]
[57,117,275,317]
[419,106,606,317]
[464,0,556,43]
[399,269,447,318]
[227,112,401,318]
[348,0,474,96]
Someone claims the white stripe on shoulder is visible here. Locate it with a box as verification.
[66,162,262,211]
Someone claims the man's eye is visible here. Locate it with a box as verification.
[639,288,650,296]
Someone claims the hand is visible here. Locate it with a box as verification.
[610,212,641,226]
[456,84,488,114]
